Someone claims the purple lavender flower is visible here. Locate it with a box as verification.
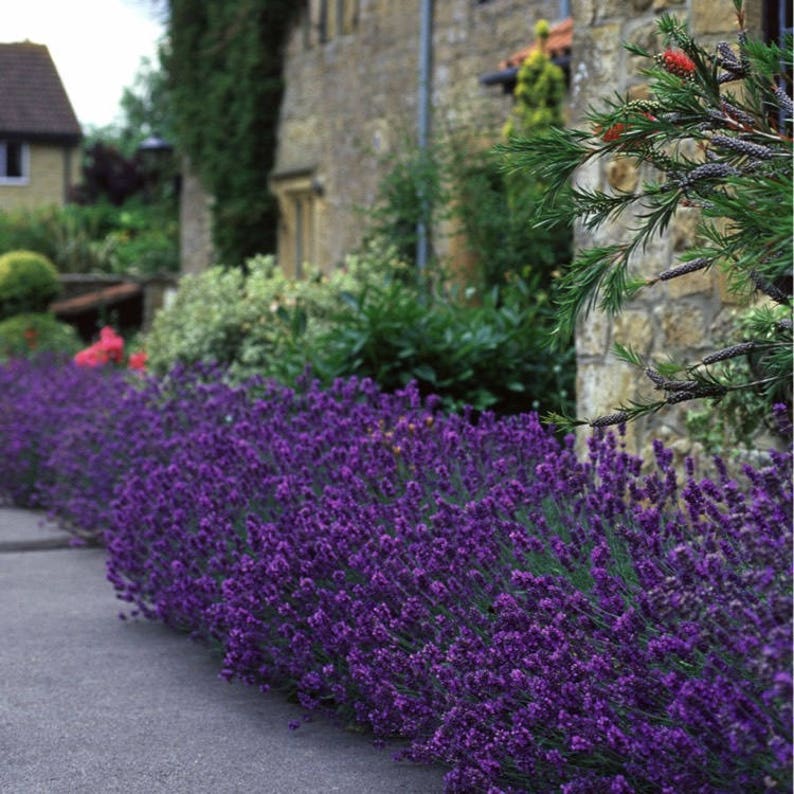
[1,357,790,792]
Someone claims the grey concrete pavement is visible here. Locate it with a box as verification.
[0,507,74,552]
[0,507,446,793]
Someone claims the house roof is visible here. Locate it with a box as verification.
[0,41,82,143]
[480,17,572,92]
[499,16,573,71]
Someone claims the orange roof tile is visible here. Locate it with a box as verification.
[499,16,573,71]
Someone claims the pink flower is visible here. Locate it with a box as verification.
[128,351,148,371]
[98,326,124,363]
[74,344,108,368]
[74,327,125,368]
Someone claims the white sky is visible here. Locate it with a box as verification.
[5,0,166,130]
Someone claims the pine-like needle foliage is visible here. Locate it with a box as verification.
[500,3,792,433]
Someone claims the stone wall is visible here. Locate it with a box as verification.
[273,0,562,274]
[568,0,765,458]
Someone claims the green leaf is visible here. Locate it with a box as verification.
[412,364,437,383]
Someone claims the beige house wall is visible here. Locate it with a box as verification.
[0,143,79,211]
[569,0,766,457]
[273,0,563,275]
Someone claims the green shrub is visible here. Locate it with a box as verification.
[449,146,571,292]
[0,205,110,273]
[362,128,571,296]
[0,250,61,320]
[312,276,575,417]
[502,20,566,139]
[144,243,408,380]
[144,244,574,417]
[97,203,179,276]
[0,312,81,361]
[0,201,178,276]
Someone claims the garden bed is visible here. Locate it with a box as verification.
[0,356,791,793]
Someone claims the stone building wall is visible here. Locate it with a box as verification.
[568,0,765,458]
[272,0,563,275]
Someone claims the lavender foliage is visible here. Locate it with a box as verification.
[1,358,791,792]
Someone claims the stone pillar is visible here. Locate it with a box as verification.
[179,158,215,275]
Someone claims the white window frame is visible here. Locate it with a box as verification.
[0,141,30,185]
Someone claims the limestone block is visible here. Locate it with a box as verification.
[626,19,663,73]
[652,0,685,12]
[710,304,743,342]
[576,357,639,420]
[664,265,716,299]
[576,310,612,356]
[656,302,707,349]
[593,0,629,18]
[606,156,640,193]
[669,205,702,252]
[628,83,651,102]
[716,269,751,306]
[627,232,670,280]
[577,24,623,87]
[691,0,738,34]
[650,413,696,460]
[613,309,654,355]
[573,157,601,193]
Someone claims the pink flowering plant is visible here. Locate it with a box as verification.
[0,356,790,792]
[74,325,147,371]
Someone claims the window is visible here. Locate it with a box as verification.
[270,169,320,279]
[336,0,357,34]
[292,193,312,278]
[306,0,357,47]
[0,141,28,183]
[318,0,328,43]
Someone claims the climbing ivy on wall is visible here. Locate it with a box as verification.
[165,0,303,267]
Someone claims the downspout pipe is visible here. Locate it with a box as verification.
[416,0,433,275]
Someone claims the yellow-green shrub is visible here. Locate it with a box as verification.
[143,241,409,381]
[0,250,61,320]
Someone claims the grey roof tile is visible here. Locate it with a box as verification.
[0,41,82,142]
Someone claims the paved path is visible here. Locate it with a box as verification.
[0,508,446,793]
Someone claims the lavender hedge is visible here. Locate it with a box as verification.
[1,357,791,792]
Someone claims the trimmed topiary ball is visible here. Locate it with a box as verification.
[0,249,61,320]
[0,312,81,361]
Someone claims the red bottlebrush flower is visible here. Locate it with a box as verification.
[599,110,657,144]
[602,122,627,142]
[658,49,696,78]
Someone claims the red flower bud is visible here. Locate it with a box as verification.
[657,49,696,78]
[602,122,627,142]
